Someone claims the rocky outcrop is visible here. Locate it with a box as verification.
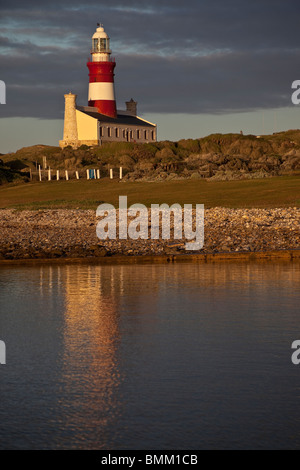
[2,130,300,184]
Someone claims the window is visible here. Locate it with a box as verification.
[115,128,119,138]
[144,130,148,140]
[137,130,141,139]
[100,38,107,51]
[151,131,155,140]
[92,38,109,53]
[100,126,103,137]
[93,38,98,52]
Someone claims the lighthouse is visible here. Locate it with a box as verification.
[60,23,157,149]
[87,24,117,118]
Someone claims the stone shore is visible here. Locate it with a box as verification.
[0,208,299,261]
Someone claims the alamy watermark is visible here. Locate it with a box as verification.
[96,196,204,250]
[0,80,6,104]
[291,340,300,365]
[0,340,6,364]
[291,81,300,105]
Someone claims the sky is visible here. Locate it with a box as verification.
[0,0,300,153]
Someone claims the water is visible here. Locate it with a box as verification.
[0,261,299,450]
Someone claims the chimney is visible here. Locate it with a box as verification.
[126,98,137,116]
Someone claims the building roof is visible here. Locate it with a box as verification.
[77,106,156,128]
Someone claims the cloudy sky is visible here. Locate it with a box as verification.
[0,0,300,152]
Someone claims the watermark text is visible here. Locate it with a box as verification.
[291,80,300,105]
[0,340,6,364]
[291,340,300,365]
[0,80,6,104]
[96,196,204,251]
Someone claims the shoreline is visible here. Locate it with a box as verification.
[0,249,299,266]
[0,207,299,264]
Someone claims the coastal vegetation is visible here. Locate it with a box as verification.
[1,129,300,182]
[0,130,299,209]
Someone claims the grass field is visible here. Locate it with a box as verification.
[0,175,299,210]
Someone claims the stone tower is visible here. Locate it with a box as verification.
[59,93,79,148]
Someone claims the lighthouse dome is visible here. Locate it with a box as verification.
[92,25,109,39]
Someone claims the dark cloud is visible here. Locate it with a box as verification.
[0,0,299,119]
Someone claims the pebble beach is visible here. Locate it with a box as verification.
[0,207,299,261]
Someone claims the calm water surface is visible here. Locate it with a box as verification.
[0,261,299,450]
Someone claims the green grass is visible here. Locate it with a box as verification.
[0,175,299,210]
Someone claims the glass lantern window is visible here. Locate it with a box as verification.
[92,38,99,52]
[92,38,110,53]
[100,38,107,51]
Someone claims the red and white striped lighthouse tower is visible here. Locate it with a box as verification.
[87,24,117,118]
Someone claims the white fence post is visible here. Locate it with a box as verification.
[56,170,60,181]
[65,170,69,181]
[97,169,100,179]
[39,165,42,182]
[110,168,113,179]
[119,167,123,179]
[76,171,79,180]
[87,169,90,180]
[48,168,51,181]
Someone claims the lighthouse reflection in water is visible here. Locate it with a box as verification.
[0,262,300,449]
